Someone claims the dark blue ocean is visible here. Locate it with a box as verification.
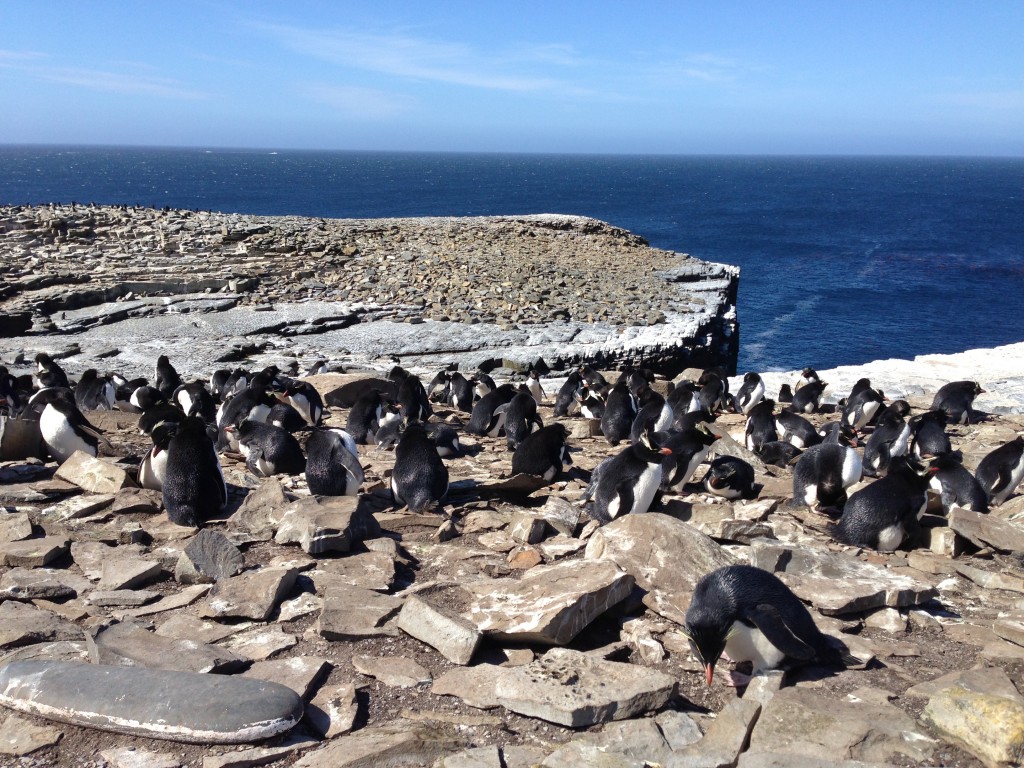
[2,146,1022,373]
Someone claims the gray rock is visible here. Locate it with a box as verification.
[656,710,704,749]
[0,511,33,542]
[0,566,91,601]
[922,684,1024,767]
[110,487,164,515]
[306,682,360,738]
[0,660,303,744]
[585,512,734,624]
[311,550,396,592]
[494,647,677,727]
[219,625,298,661]
[398,594,483,665]
[550,717,674,765]
[317,584,403,640]
[87,620,249,673]
[98,556,163,590]
[0,712,63,756]
[950,506,1024,553]
[155,613,250,644]
[737,756,891,768]
[0,600,83,649]
[55,450,136,493]
[242,656,332,699]
[0,535,70,567]
[438,745,503,768]
[537,496,582,537]
[508,512,547,544]
[100,746,181,768]
[201,732,319,768]
[904,665,1024,701]
[87,589,160,607]
[228,478,292,533]
[291,722,467,768]
[176,528,245,583]
[464,559,632,645]
[352,654,432,688]
[200,566,299,622]
[750,542,937,615]
[121,583,211,618]
[0,640,90,666]
[431,665,504,710]
[955,562,1024,593]
[666,698,762,768]
[994,616,1024,647]
[274,495,381,555]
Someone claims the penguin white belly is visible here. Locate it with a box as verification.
[892,424,911,457]
[542,465,558,482]
[629,464,663,516]
[40,407,94,463]
[724,621,787,673]
[581,403,600,419]
[673,447,710,489]
[527,380,544,404]
[855,401,880,430]
[177,391,195,416]
[707,482,743,500]
[789,433,806,450]
[100,381,116,410]
[486,411,507,438]
[841,447,862,488]
[929,476,944,494]
[686,397,701,414]
[653,405,673,433]
[247,404,271,424]
[876,523,905,552]
[993,454,1024,506]
[139,448,167,491]
[745,434,756,451]
[803,482,819,506]
[741,382,765,415]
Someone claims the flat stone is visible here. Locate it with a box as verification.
[950,506,1024,553]
[656,710,704,749]
[437,745,503,768]
[306,682,359,738]
[219,625,297,661]
[291,722,466,768]
[110,487,164,514]
[0,660,303,744]
[0,600,83,649]
[994,616,1024,647]
[737,756,891,768]
[353,653,432,688]
[508,513,547,544]
[0,511,33,542]
[155,613,250,644]
[98,557,163,590]
[274,495,381,555]
[0,712,63,756]
[905,665,1024,700]
[87,589,160,607]
[71,540,140,580]
[537,496,582,536]
[227,478,292,534]
[743,669,787,707]
[664,698,762,768]
[464,559,632,645]
[956,562,1024,593]
[0,536,69,567]
[317,584,403,640]
[40,493,115,522]
[0,567,91,601]
[750,542,937,616]
[0,640,90,666]
[495,647,677,728]
[201,732,319,768]
[87,620,248,673]
[121,583,211,617]
[55,450,136,493]
[923,685,1024,767]
[243,656,332,699]
[100,746,181,768]
[200,566,299,622]
[863,607,908,633]
[543,718,672,766]
[398,594,483,665]
[431,665,504,710]
[745,687,935,764]
[276,592,323,622]
[312,550,396,592]
[176,529,245,583]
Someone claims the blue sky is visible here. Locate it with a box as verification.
[2,2,1022,155]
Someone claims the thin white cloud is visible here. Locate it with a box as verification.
[34,66,209,99]
[302,83,415,118]
[0,49,47,63]
[936,89,1024,111]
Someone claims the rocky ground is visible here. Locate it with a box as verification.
[1,360,1024,768]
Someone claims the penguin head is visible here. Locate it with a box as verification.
[682,611,732,687]
[743,372,761,385]
[150,421,178,453]
[639,429,673,457]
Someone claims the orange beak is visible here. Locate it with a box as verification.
[660,447,673,456]
[705,663,715,687]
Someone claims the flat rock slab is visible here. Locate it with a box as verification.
[750,542,937,616]
[949,507,1024,553]
[0,660,304,744]
[463,559,633,646]
[353,654,432,688]
[746,687,936,764]
[0,511,33,543]
[55,450,136,493]
[398,594,483,665]
[274,495,382,555]
[0,536,70,567]
[494,647,677,728]
[87,620,249,673]
[219,625,298,661]
[312,550,397,592]
[584,512,734,624]
[100,746,181,768]
[41,493,115,522]
[317,584,403,640]
[922,685,1024,767]
[242,656,332,699]
[306,682,360,738]
[0,712,63,756]
[0,601,83,649]
[292,722,467,768]
[98,556,163,591]
[0,566,92,601]
[200,566,299,622]
[176,528,244,583]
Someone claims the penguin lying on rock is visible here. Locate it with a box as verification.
[684,564,857,687]
[29,387,109,463]
[734,372,765,415]
[511,423,572,482]
[790,424,861,511]
[702,455,756,499]
[931,380,985,425]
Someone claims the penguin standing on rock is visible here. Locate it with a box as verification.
[279,380,324,426]
[268,402,308,433]
[306,428,363,496]
[155,355,183,400]
[512,423,572,482]
[929,451,988,514]
[797,367,820,389]
[744,399,777,452]
[589,429,673,523]
[975,434,1024,506]
[600,380,637,447]
[553,370,583,417]
[788,381,827,414]
[138,421,176,491]
[774,410,820,450]
[526,368,546,405]
[74,369,116,411]
[173,381,217,423]
[833,455,937,551]
[684,564,855,687]
[756,441,803,468]
[630,386,673,444]
[30,388,107,463]
[777,384,794,405]
[428,424,462,457]
[576,386,606,420]
[702,456,756,499]
[841,378,885,432]
[909,410,952,458]
[668,381,702,425]
[734,372,765,415]
[162,415,226,528]
[466,383,517,437]
[391,421,449,513]
[862,401,912,477]
[791,425,861,511]
[661,423,719,490]
[931,381,985,425]
[447,372,475,413]
[503,388,544,450]
[34,353,70,390]
[697,370,729,414]
[347,390,400,445]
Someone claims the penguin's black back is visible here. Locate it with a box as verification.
[702,455,756,498]
[237,420,306,475]
[504,389,542,449]
[975,436,1024,504]
[757,440,803,467]
[163,416,225,527]
[512,423,570,478]
[744,399,777,452]
[347,390,389,444]
[833,456,932,550]
[392,422,448,513]
[930,451,988,513]
[909,410,951,458]
[600,381,636,446]
[931,381,983,424]
[788,381,826,414]
[553,370,582,417]
[306,428,363,496]
[466,384,516,435]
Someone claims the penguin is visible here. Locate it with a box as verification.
[305,427,364,496]
[470,373,497,401]
[975,434,1024,506]
[702,456,756,499]
[162,415,227,528]
[216,370,278,448]
[929,451,988,514]
[29,387,106,463]
[393,370,432,424]
[347,389,401,445]
[697,370,729,414]
[503,388,544,450]
[425,369,451,403]
[213,367,250,403]
[268,401,308,433]
[526,368,546,405]
[777,384,794,405]
[667,380,702,425]
[391,421,449,513]
[575,386,606,420]
[126,384,165,414]
[372,417,404,451]
[841,378,885,432]
[0,366,20,415]
[429,423,462,458]
[589,429,673,523]
[511,422,572,482]
[580,365,610,398]
[863,403,912,477]
[788,380,827,415]
[756,441,803,468]
[74,369,116,411]
[931,381,985,425]
[744,399,777,452]
[173,381,217,423]
[138,421,176,491]
[660,423,719,490]
[466,383,517,437]
[797,367,820,389]
[138,401,185,436]
[230,420,306,477]
[791,428,862,511]
[553,369,583,417]
[833,455,937,551]
[34,353,70,390]
[774,410,820,450]
[619,366,655,398]
[279,379,324,426]
[734,372,765,416]
[446,372,475,414]
[155,355,183,400]
[600,380,637,447]
[683,564,853,687]
[630,386,673,444]
[909,410,951,458]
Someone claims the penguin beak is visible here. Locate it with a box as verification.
[659,447,673,456]
[705,663,715,687]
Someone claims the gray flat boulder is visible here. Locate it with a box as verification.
[0,536,70,567]
[317,584,403,639]
[949,506,1024,553]
[0,601,83,649]
[750,542,937,616]
[495,647,677,728]
[464,559,633,645]
[274,495,381,555]
[175,529,244,583]
[0,660,303,744]
[0,566,91,601]
[584,512,734,624]
[200,566,299,622]
[55,450,136,493]
[87,620,248,673]
[398,593,483,665]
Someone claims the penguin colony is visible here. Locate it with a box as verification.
[2,351,1022,690]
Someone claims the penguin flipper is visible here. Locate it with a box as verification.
[245,446,266,477]
[743,604,817,662]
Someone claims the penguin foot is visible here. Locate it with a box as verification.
[725,670,753,688]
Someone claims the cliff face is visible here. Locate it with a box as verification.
[0,205,739,378]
